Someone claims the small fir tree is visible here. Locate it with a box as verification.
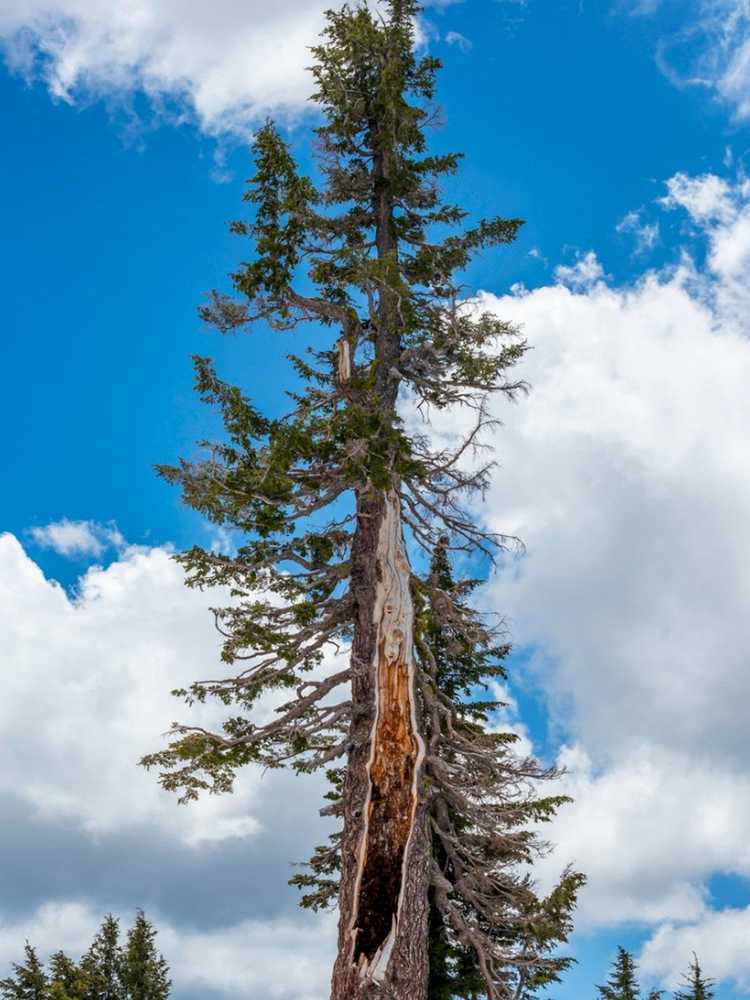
[80,915,123,1000]
[674,954,715,1000]
[0,944,47,1000]
[119,913,170,1000]
[141,2,583,996]
[596,948,662,1000]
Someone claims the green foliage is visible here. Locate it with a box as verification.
[142,0,528,803]
[291,541,584,998]
[119,914,170,1000]
[427,889,485,1000]
[79,915,123,1000]
[673,955,715,1000]
[289,766,345,911]
[596,947,662,1000]
[417,536,509,716]
[0,945,48,1000]
[47,953,87,1000]
[418,543,583,999]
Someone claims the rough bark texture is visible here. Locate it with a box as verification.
[330,490,429,1000]
[330,91,430,1000]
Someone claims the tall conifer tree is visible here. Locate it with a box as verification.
[142,2,582,996]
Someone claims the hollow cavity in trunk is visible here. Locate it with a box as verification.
[349,491,425,980]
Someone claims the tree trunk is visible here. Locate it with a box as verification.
[330,113,429,998]
[330,488,430,1000]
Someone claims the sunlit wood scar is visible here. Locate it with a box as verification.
[348,491,426,982]
[337,338,352,382]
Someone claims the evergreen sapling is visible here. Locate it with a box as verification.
[596,947,662,1000]
[673,955,715,1000]
[0,945,47,1000]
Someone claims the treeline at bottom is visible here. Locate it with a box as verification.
[0,919,716,1000]
[594,946,713,1000]
[0,911,169,1000]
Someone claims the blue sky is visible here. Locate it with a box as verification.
[3,1,750,998]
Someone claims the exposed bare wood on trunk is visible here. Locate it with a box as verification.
[352,491,426,976]
[337,337,352,382]
[330,491,429,1000]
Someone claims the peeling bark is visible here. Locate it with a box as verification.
[330,491,429,1000]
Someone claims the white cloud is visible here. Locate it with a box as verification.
[0,900,336,1000]
[163,911,336,1000]
[643,1,750,123]
[640,907,750,992]
[661,171,738,224]
[486,680,534,757]
[0,902,101,967]
[617,210,660,253]
[0,0,332,137]
[445,30,472,51]
[661,170,750,326]
[697,1,750,121]
[0,0,453,138]
[0,533,326,845]
[554,250,606,289]
[409,169,750,954]
[537,746,750,928]
[28,518,124,557]
[473,202,750,771]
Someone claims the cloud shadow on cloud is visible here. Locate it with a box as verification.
[0,784,333,931]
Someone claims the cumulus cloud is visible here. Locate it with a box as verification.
[28,518,124,557]
[661,170,750,326]
[477,267,750,768]
[661,171,738,224]
[553,250,606,289]
[0,902,100,968]
[409,169,750,963]
[0,533,327,845]
[0,0,332,136]
[163,911,335,1000]
[640,907,750,991]
[0,531,339,998]
[467,179,750,771]
[536,746,750,928]
[0,0,456,138]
